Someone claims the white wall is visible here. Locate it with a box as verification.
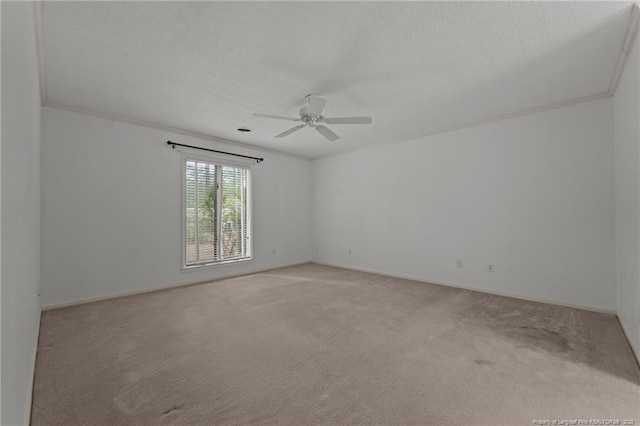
[1,2,42,425]
[313,98,616,312]
[614,29,640,358]
[1,4,3,420]
[40,107,312,306]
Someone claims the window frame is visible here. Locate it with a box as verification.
[181,152,253,271]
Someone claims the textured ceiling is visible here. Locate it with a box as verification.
[42,1,634,158]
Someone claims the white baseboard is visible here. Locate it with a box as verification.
[41,261,311,310]
[25,307,42,425]
[312,261,617,315]
[617,315,640,367]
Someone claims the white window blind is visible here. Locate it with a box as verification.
[184,158,251,267]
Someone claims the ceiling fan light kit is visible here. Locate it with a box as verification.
[253,94,373,142]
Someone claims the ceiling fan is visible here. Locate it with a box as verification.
[253,94,372,141]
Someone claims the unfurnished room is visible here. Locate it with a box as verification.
[2,1,640,425]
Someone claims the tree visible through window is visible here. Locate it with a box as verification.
[184,158,251,267]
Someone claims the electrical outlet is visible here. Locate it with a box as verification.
[348,249,352,255]
[456,260,463,268]
[272,248,276,255]
[315,247,318,253]
[488,264,494,273]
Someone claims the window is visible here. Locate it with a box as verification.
[183,157,251,268]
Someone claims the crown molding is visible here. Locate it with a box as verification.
[35,3,640,161]
[33,2,305,160]
[608,3,640,95]
[32,1,46,105]
[316,3,640,162]
[314,91,612,161]
[43,103,311,161]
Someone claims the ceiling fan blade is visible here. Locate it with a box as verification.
[275,124,306,138]
[324,116,372,125]
[315,125,340,142]
[306,95,327,116]
[253,113,299,121]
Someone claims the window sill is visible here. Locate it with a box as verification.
[181,257,253,273]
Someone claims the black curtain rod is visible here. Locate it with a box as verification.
[167,141,264,163]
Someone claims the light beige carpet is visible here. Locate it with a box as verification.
[32,263,640,425]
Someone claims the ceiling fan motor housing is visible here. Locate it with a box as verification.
[299,107,323,125]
